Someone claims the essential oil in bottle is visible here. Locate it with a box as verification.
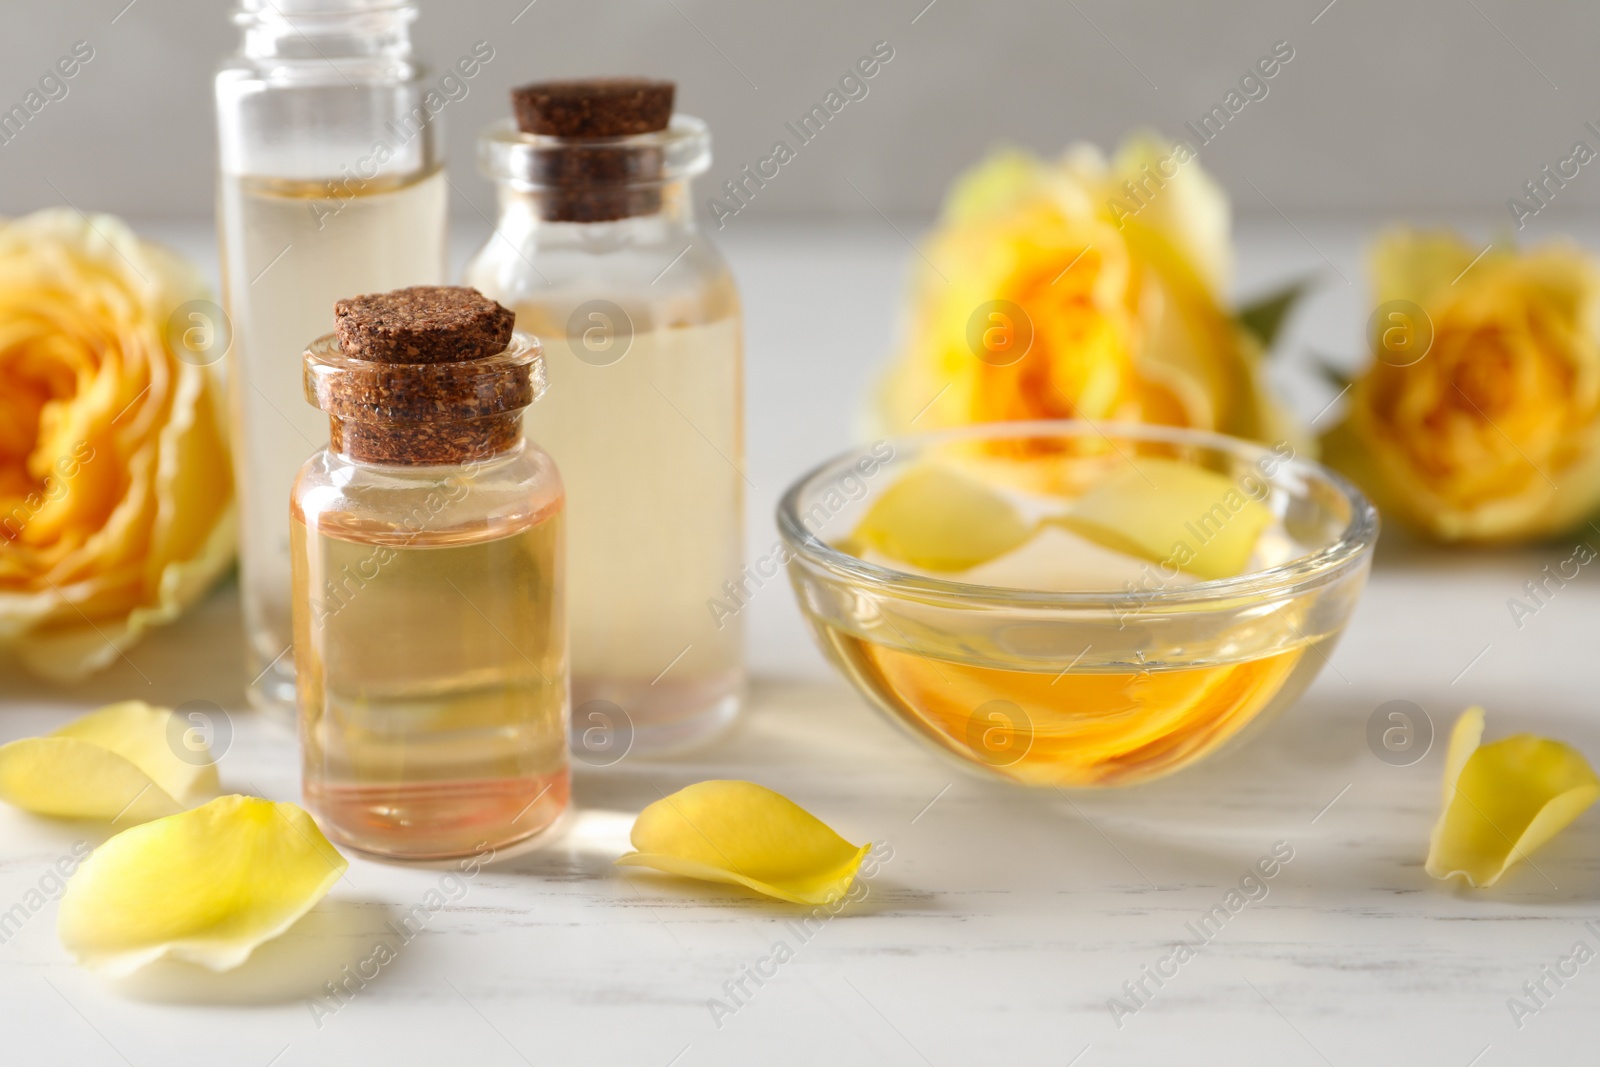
[291,287,568,859]
[216,0,449,717]
[465,79,744,755]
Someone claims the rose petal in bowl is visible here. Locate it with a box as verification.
[852,463,1034,572]
[616,781,870,905]
[1057,456,1274,580]
[58,795,347,976]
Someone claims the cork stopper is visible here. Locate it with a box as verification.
[508,77,677,223]
[512,78,674,137]
[334,286,515,364]
[306,286,543,466]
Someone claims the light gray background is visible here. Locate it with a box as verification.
[1,0,1595,224]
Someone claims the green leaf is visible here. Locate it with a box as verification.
[1306,350,1353,389]
[1237,279,1311,350]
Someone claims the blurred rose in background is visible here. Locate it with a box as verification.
[0,209,234,679]
[876,137,1300,450]
[1324,231,1600,544]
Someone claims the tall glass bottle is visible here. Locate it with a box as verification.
[216,0,447,716]
[465,86,743,754]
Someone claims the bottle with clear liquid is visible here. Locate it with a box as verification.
[216,0,448,716]
[292,312,568,860]
[465,80,744,754]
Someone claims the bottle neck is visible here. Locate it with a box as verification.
[494,177,697,240]
[236,2,416,62]
[218,2,436,182]
[477,114,711,229]
[327,413,525,466]
[305,333,543,467]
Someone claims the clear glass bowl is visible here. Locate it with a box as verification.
[776,421,1378,789]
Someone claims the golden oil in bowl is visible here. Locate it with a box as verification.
[777,422,1376,788]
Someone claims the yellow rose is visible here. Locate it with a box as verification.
[0,209,235,678]
[1324,230,1600,543]
[877,136,1297,448]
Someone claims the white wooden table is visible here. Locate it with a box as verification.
[2,219,1597,1065]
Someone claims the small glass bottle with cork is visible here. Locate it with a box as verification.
[291,286,567,860]
[465,79,745,756]
[215,0,451,719]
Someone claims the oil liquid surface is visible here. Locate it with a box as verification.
[292,504,568,858]
[818,625,1317,788]
[220,169,447,711]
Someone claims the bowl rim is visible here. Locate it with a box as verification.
[775,419,1379,610]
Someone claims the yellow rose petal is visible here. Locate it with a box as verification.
[852,464,1033,572]
[59,795,347,976]
[0,701,218,822]
[1426,707,1600,888]
[1058,456,1273,580]
[1438,704,1486,810]
[940,147,1047,223]
[616,781,870,905]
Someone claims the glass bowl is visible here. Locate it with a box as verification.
[776,421,1378,789]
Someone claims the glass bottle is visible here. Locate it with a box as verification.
[291,328,568,860]
[216,0,448,717]
[465,100,744,754]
